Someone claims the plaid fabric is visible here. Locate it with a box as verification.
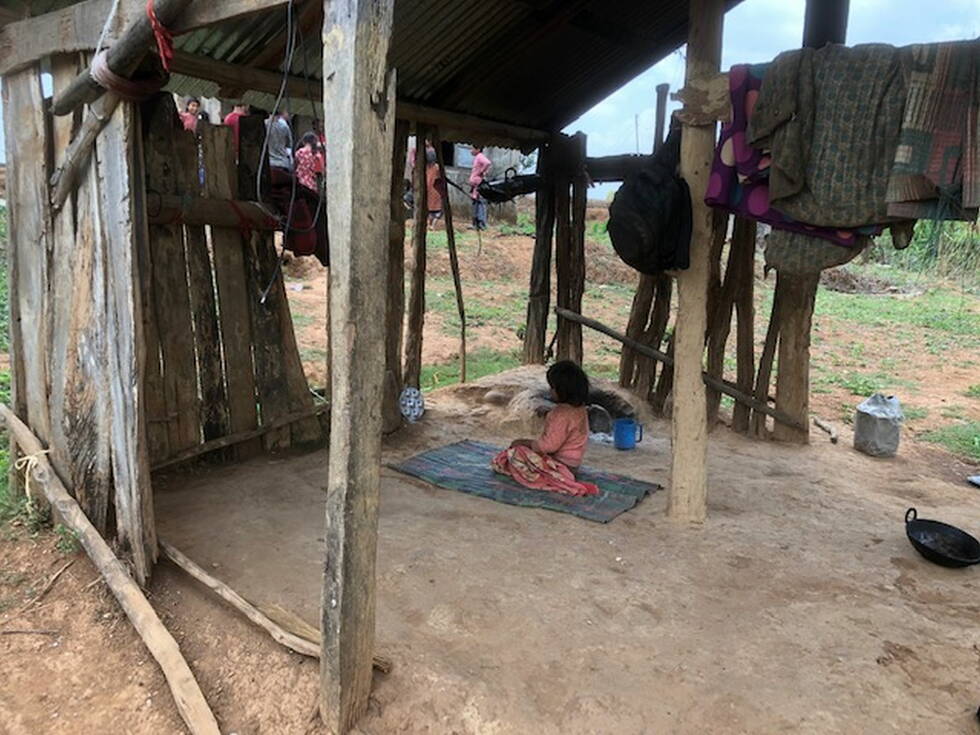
[886,41,979,220]
[750,44,908,228]
[391,440,659,523]
[764,229,865,275]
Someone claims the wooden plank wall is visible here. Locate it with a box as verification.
[2,60,156,580]
[138,94,321,467]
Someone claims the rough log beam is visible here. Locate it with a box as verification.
[669,0,723,525]
[51,0,194,116]
[0,0,291,76]
[147,194,282,229]
[320,0,397,731]
[585,154,654,183]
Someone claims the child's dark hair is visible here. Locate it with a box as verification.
[300,131,319,148]
[546,360,590,406]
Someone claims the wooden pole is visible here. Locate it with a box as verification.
[767,0,850,442]
[621,82,671,389]
[772,272,818,442]
[0,404,220,735]
[522,141,554,364]
[403,124,429,389]
[668,0,723,524]
[50,0,193,116]
[633,275,672,399]
[382,119,410,433]
[320,0,396,731]
[568,132,587,365]
[731,219,757,434]
[752,285,781,438]
[555,308,806,432]
[431,127,467,382]
[803,0,849,47]
[654,83,670,152]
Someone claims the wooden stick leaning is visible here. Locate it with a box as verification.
[0,404,220,735]
[159,541,392,671]
[554,308,807,432]
[431,126,467,383]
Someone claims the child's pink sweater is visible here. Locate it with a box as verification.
[532,404,589,468]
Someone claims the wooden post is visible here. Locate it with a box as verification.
[654,83,670,152]
[403,123,428,389]
[752,286,781,438]
[633,275,672,399]
[522,141,554,364]
[621,83,670,389]
[768,0,850,443]
[803,0,849,47]
[668,0,723,524]
[431,127,467,382]
[731,219,757,434]
[773,272,818,442]
[568,132,587,365]
[320,0,396,731]
[382,119,409,433]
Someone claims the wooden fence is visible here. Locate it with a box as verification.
[140,94,323,468]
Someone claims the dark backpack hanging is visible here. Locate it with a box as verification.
[607,127,692,274]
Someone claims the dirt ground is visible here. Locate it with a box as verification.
[4,367,980,734]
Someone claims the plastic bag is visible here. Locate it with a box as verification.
[853,393,903,457]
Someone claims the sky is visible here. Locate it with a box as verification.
[0,0,977,168]
[563,0,980,196]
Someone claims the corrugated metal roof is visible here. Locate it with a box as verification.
[165,0,740,132]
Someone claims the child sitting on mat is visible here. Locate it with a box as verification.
[491,360,599,497]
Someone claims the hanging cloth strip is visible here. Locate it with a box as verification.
[146,0,175,72]
[704,63,879,247]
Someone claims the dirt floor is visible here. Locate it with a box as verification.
[5,367,980,734]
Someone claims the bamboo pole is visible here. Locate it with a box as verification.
[0,404,220,735]
[431,127,467,382]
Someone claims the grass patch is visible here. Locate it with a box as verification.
[300,348,327,362]
[291,312,315,329]
[903,406,929,421]
[965,384,980,399]
[498,212,535,238]
[420,349,521,392]
[922,421,980,462]
[940,404,966,419]
[829,371,913,397]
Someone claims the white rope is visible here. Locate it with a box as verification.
[95,0,122,54]
[14,449,51,500]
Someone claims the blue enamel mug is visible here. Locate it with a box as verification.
[613,418,643,450]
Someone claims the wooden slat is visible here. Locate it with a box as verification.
[403,123,429,389]
[261,237,322,447]
[147,195,280,229]
[773,272,817,443]
[522,142,554,365]
[553,141,572,362]
[2,66,51,445]
[731,219,757,434]
[44,56,115,531]
[245,233,293,451]
[236,116,290,451]
[187,125,231,444]
[144,94,201,454]
[206,123,262,458]
[320,0,397,728]
[382,119,410,433]
[96,100,157,581]
[634,274,672,400]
